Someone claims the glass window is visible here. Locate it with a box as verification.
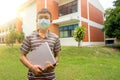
[60,24,78,38]
[72,30,74,36]
[64,31,68,37]
[60,27,64,31]
[64,27,68,30]
[59,0,78,16]
[60,31,64,38]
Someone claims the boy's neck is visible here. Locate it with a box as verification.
[38,28,48,34]
[38,28,49,39]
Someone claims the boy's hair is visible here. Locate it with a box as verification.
[37,8,52,20]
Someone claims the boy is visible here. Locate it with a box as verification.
[20,8,61,80]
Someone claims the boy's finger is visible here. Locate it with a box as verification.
[37,65,43,71]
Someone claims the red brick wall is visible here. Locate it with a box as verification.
[82,21,88,42]
[81,0,88,18]
[16,18,22,32]
[47,0,59,20]
[89,3,104,25]
[36,0,45,12]
[90,26,104,42]
[47,0,59,36]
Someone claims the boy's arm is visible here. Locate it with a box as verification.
[20,53,33,69]
[54,52,59,66]
[20,53,43,76]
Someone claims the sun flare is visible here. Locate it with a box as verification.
[0,0,27,25]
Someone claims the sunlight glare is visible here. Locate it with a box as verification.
[20,12,26,18]
[0,0,27,25]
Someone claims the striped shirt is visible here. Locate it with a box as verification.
[20,30,61,80]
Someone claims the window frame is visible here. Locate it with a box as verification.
[59,0,78,16]
[60,24,78,38]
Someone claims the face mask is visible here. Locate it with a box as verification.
[37,19,50,29]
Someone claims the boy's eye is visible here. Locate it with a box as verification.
[38,16,43,19]
[38,16,49,19]
[44,16,49,19]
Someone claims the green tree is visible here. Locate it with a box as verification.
[73,26,86,47]
[113,0,120,7]
[104,8,113,19]
[104,7,120,40]
[16,31,24,43]
[5,29,17,46]
[5,29,24,46]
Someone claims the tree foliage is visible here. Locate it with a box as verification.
[104,6,120,40]
[5,29,17,46]
[73,26,86,47]
[5,29,24,46]
[104,0,120,40]
[16,31,24,43]
[104,8,113,18]
[113,0,120,7]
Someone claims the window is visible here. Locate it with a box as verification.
[60,24,78,38]
[59,0,78,16]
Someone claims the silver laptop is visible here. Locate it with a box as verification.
[27,42,56,69]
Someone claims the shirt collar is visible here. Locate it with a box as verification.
[35,30,50,39]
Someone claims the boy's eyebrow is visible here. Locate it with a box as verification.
[38,16,49,18]
[38,15,50,19]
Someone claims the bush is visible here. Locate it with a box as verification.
[5,29,17,46]
[5,29,24,46]
[73,25,86,47]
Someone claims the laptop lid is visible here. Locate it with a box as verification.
[27,42,56,68]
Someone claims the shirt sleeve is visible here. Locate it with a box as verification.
[20,36,31,54]
[53,38,61,54]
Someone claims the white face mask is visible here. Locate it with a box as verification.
[37,19,50,29]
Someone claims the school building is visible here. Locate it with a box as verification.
[0,19,16,43]
[16,0,105,46]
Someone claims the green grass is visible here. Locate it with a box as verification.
[0,45,120,80]
[0,45,27,80]
[117,41,120,46]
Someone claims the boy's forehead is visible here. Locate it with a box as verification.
[38,13,50,17]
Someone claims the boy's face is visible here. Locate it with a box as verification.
[37,13,51,22]
[36,13,51,30]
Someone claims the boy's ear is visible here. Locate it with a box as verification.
[50,20,52,23]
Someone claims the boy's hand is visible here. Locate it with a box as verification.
[30,65,43,76]
[44,61,55,72]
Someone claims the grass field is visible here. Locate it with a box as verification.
[0,45,120,80]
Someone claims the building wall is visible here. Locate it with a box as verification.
[90,26,104,42]
[89,3,104,25]
[47,0,59,35]
[88,2,104,42]
[0,19,16,43]
[16,18,22,32]
[82,21,88,42]
[80,0,104,44]
[59,0,74,6]
[21,2,36,36]
[81,0,88,18]
[88,0,104,12]
[58,0,104,46]
[60,37,78,46]
[15,0,105,46]
[36,0,45,12]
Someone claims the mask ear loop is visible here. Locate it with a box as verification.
[50,19,52,23]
